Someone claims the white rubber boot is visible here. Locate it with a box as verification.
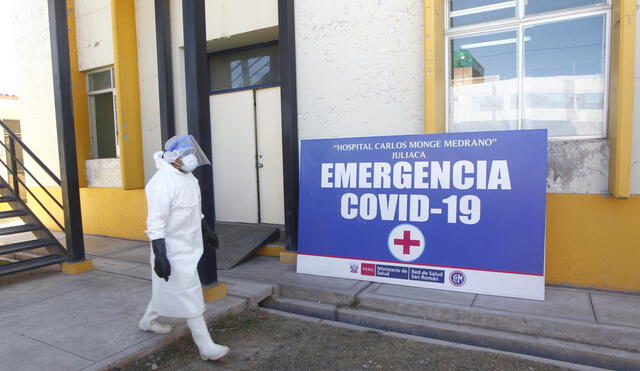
[186,315,229,361]
[138,302,173,334]
[138,319,173,334]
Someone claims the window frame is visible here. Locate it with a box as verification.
[207,40,281,95]
[86,67,119,158]
[444,1,611,140]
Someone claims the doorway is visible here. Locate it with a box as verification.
[210,86,284,225]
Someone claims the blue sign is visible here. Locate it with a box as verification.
[297,130,547,300]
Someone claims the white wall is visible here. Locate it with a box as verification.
[12,0,624,193]
[135,0,162,182]
[205,0,277,41]
[293,0,612,194]
[169,0,188,137]
[11,0,60,187]
[168,0,279,138]
[0,97,20,121]
[75,0,114,71]
[295,0,425,140]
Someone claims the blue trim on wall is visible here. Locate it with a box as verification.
[209,82,281,95]
[207,40,279,57]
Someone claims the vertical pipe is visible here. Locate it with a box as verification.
[182,0,218,284]
[278,0,300,251]
[155,0,176,144]
[47,0,86,261]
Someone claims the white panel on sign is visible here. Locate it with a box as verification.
[210,91,259,223]
[256,87,285,225]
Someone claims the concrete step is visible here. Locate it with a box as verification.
[223,277,276,308]
[261,295,640,370]
[271,274,640,353]
[336,307,640,370]
[262,296,337,320]
[356,286,640,354]
[273,271,371,305]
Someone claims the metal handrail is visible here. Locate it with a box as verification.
[0,120,61,186]
[0,120,66,231]
[0,156,65,231]
[0,140,64,210]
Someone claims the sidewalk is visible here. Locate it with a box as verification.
[0,233,639,370]
[0,234,275,371]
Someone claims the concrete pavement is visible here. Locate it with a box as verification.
[0,234,275,371]
[0,233,639,370]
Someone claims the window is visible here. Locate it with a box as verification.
[208,42,280,93]
[446,0,609,138]
[87,69,118,158]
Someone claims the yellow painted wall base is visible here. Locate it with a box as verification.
[60,259,94,275]
[279,251,297,264]
[27,187,147,241]
[255,245,285,257]
[24,187,640,291]
[546,194,640,292]
[78,188,147,240]
[203,282,228,302]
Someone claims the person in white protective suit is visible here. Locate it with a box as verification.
[138,135,229,361]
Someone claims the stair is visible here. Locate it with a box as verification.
[0,181,66,277]
[0,239,57,255]
[0,224,40,236]
[0,255,66,275]
[0,209,27,218]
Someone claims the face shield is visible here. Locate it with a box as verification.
[163,135,211,173]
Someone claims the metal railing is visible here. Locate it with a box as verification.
[0,120,65,232]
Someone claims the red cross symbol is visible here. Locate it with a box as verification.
[394,230,420,255]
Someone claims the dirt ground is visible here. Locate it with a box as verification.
[115,310,568,371]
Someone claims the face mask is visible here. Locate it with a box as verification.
[181,154,199,173]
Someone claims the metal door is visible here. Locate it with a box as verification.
[209,87,284,224]
[210,90,259,223]
[256,87,284,225]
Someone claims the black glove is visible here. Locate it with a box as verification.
[151,239,171,281]
[201,220,219,250]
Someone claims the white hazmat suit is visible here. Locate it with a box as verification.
[139,144,228,361]
[145,151,205,318]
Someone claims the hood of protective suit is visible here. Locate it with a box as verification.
[153,151,183,174]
